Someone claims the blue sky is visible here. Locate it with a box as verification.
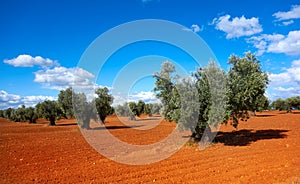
[1,0,300,109]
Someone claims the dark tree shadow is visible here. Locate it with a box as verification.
[255,114,276,117]
[292,111,300,114]
[90,125,144,130]
[135,117,162,121]
[214,129,288,146]
[56,123,78,126]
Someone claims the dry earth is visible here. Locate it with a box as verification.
[0,111,299,183]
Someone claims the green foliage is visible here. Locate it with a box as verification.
[25,107,38,124]
[73,92,96,129]
[256,95,270,112]
[153,61,180,122]
[144,103,152,116]
[10,105,27,122]
[115,102,132,117]
[271,98,288,111]
[3,108,14,120]
[58,87,74,119]
[176,77,199,133]
[137,100,145,115]
[271,96,300,112]
[95,87,113,123]
[129,101,140,117]
[286,96,300,111]
[193,61,227,137]
[36,100,62,126]
[0,110,3,118]
[150,103,161,115]
[225,52,269,128]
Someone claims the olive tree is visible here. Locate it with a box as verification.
[10,105,27,122]
[73,92,97,129]
[95,87,114,123]
[58,87,74,119]
[153,61,180,122]
[190,61,227,138]
[36,100,62,126]
[25,107,38,124]
[286,96,300,111]
[225,52,269,128]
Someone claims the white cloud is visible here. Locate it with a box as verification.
[128,91,160,103]
[0,90,56,109]
[34,66,96,90]
[212,14,262,39]
[191,24,202,33]
[273,5,300,21]
[268,59,300,100]
[248,30,300,55]
[268,31,300,55]
[282,20,294,26]
[112,91,160,106]
[4,54,59,68]
[182,24,203,33]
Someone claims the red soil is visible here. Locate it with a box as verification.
[0,111,299,183]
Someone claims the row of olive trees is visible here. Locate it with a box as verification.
[0,86,164,128]
[0,87,115,127]
[115,101,162,120]
[0,105,38,124]
[270,96,300,112]
[153,52,270,138]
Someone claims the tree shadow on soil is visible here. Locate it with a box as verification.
[91,125,144,130]
[135,117,162,121]
[255,114,275,117]
[214,129,288,146]
[56,123,78,126]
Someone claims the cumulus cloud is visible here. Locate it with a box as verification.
[248,30,300,55]
[34,66,96,90]
[112,91,160,106]
[128,91,160,103]
[212,14,262,39]
[268,59,300,100]
[0,90,56,109]
[4,54,59,68]
[273,5,300,21]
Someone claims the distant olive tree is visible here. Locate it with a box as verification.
[10,105,27,122]
[95,87,114,123]
[25,107,38,124]
[36,100,62,126]
[286,96,300,112]
[0,110,4,118]
[137,100,145,115]
[73,92,97,129]
[150,103,162,115]
[271,96,300,112]
[144,103,152,116]
[58,87,74,119]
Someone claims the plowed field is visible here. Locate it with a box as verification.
[1,111,299,183]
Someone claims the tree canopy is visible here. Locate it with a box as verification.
[36,100,62,126]
[58,87,74,119]
[225,52,269,128]
[94,87,114,123]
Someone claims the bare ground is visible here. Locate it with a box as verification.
[0,111,299,183]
